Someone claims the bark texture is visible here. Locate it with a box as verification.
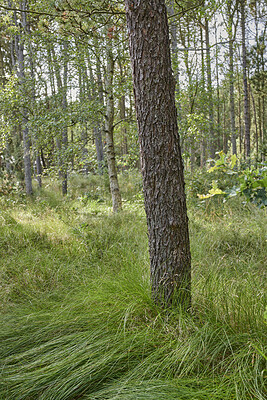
[125,0,191,308]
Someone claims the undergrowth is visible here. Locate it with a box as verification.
[0,173,266,399]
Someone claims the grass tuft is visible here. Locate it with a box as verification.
[0,173,266,399]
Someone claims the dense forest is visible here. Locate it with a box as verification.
[0,0,266,196]
[0,1,266,399]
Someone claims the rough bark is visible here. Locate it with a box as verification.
[104,39,122,213]
[125,0,191,308]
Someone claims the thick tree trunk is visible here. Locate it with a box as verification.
[105,39,122,213]
[125,0,191,309]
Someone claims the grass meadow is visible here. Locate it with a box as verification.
[0,172,266,399]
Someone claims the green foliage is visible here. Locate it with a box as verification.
[0,174,23,197]
[237,166,267,207]
[197,152,267,208]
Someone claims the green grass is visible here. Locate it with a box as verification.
[0,173,266,399]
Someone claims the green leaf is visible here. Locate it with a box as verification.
[230,154,237,169]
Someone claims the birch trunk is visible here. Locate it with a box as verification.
[240,0,250,159]
[14,1,33,195]
[105,39,122,213]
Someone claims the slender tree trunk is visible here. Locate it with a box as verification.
[119,94,128,156]
[125,0,191,309]
[229,31,237,155]
[61,40,68,196]
[168,0,181,115]
[78,57,89,175]
[105,38,122,213]
[50,46,63,172]
[262,95,266,162]
[89,60,104,173]
[237,63,243,156]
[95,54,105,171]
[240,0,250,160]
[223,96,228,154]
[0,39,5,87]
[200,26,206,167]
[205,17,215,159]
[215,21,222,151]
[250,87,259,160]
[14,1,33,195]
[27,19,42,187]
[258,97,262,160]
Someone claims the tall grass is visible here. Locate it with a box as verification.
[0,173,266,399]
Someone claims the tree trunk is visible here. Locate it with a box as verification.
[78,56,89,175]
[125,0,191,309]
[240,0,250,160]
[200,25,206,167]
[205,17,215,159]
[250,87,259,160]
[14,1,33,195]
[89,61,104,174]
[61,40,68,196]
[229,35,237,155]
[215,21,222,151]
[167,0,181,115]
[27,18,42,187]
[105,38,122,213]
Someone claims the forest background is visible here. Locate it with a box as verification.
[0,0,266,199]
[0,1,266,399]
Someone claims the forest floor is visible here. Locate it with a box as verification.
[0,172,266,400]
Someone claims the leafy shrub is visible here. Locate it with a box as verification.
[0,175,23,197]
[197,152,267,208]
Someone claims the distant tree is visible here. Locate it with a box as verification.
[125,0,191,309]
[240,0,251,160]
[13,0,33,195]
